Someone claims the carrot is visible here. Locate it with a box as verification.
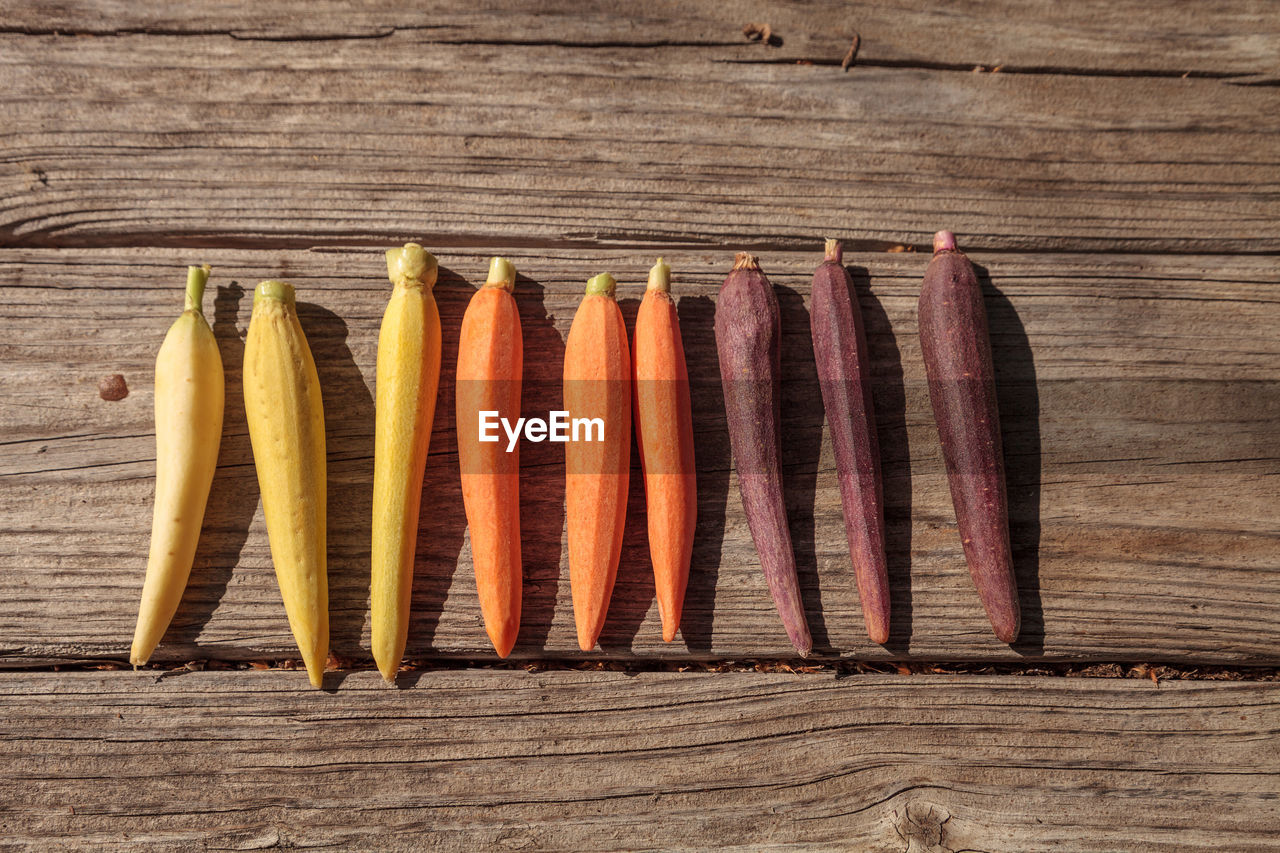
[918,230,1020,643]
[243,279,329,687]
[371,244,442,681]
[810,239,891,644]
[564,272,631,651]
[715,252,811,656]
[456,257,523,657]
[131,265,224,666]
[632,258,696,642]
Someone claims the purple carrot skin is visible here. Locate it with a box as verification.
[809,239,891,644]
[715,252,812,656]
[918,230,1020,643]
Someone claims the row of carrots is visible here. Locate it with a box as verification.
[131,233,1018,687]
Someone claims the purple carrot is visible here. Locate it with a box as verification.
[810,239,891,644]
[715,252,812,656]
[918,230,1019,643]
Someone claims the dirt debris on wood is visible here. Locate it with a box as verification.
[841,32,861,70]
[742,22,781,46]
[97,374,128,401]
[22,657,1280,682]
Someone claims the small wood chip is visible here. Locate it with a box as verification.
[98,373,128,401]
[742,22,780,46]
[841,32,861,71]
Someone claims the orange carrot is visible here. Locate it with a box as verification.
[456,257,523,657]
[632,258,695,642]
[564,272,631,651]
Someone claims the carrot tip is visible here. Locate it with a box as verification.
[386,242,439,290]
[647,257,671,292]
[731,251,760,272]
[254,279,295,306]
[993,617,1021,644]
[933,230,958,253]
[485,256,516,291]
[184,264,211,312]
[823,238,842,265]
[585,272,616,297]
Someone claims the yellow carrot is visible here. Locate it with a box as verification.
[243,280,328,687]
[130,265,224,666]
[457,257,523,657]
[371,244,442,681]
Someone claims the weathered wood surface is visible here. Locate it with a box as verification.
[2,247,1277,665]
[2,3,1279,848]
[5,0,1279,75]
[1,4,1279,254]
[1,670,1276,851]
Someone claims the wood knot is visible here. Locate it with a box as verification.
[891,802,954,852]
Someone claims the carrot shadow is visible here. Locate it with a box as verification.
[673,295,728,654]
[775,285,830,654]
[165,282,257,655]
[849,266,913,652]
[512,272,567,654]
[598,295,654,653]
[976,264,1044,655]
[295,301,375,662]
[406,267,470,656]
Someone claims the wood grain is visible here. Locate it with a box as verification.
[2,247,1277,665]
[1,8,1278,253]
[0,670,1276,851]
[3,0,1277,75]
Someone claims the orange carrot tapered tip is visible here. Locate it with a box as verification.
[634,258,695,642]
[564,272,631,651]
[457,256,523,657]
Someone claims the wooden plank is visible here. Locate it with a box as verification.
[0,670,1276,850]
[3,0,1277,75]
[1,247,1278,665]
[0,25,1277,253]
